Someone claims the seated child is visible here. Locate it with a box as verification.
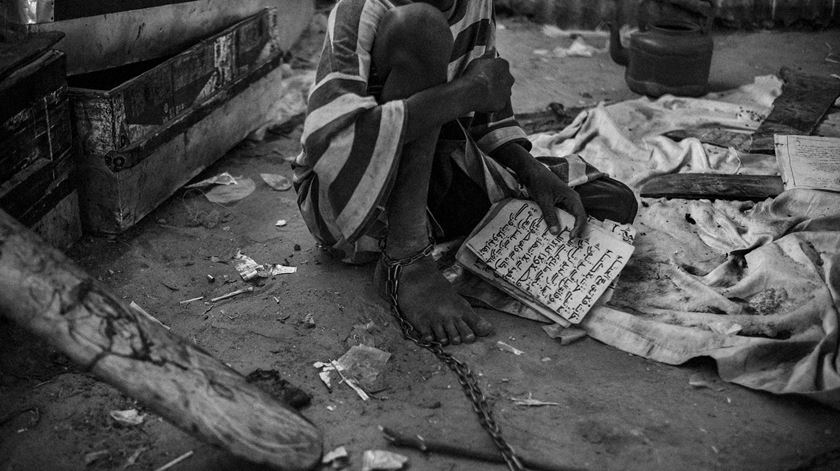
[294,0,637,346]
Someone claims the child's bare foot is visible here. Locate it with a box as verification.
[375,255,493,345]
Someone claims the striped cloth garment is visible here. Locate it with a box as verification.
[293,0,603,256]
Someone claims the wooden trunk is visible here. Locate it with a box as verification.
[0,36,81,250]
[76,54,288,233]
[68,9,281,157]
[10,0,313,75]
[0,209,323,470]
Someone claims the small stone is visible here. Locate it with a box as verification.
[294,244,302,251]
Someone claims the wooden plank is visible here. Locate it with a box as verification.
[79,57,289,233]
[516,104,582,135]
[0,91,72,183]
[663,127,752,151]
[639,174,785,201]
[749,67,840,154]
[0,149,74,219]
[0,49,65,125]
[28,0,314,75]
[0,209,323,469]
[29,189,82,250]
[0,31,63,82]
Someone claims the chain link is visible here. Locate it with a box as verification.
[383,246,526,471]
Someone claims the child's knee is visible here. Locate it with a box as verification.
[376,4,453,72]
[610,180,638,224]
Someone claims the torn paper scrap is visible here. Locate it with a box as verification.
[511,393,561,407]
[335,345,391,391]
[185,172,237,188]
[260,173,293,191]
[496,341,524,356]
[234,250,297,281]
[204,177,256,204]
[361,450,408,471]
[109,409,146,426]
[316,345,391,400]
[322,446,349,466]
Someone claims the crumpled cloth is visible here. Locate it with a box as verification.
[582,189,840,408]
[459,74,840,407]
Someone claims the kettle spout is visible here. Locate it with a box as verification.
[608,22,628,66]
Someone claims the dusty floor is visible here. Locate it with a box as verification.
[2,12,840,471]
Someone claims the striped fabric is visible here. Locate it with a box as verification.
[293,0,601,253]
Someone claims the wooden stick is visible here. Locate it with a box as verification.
[210,286,254,303]
[0,209,322,470]
[380,426,585,471]
[154,450,194,471]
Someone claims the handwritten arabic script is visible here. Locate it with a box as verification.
[465,200,635,323]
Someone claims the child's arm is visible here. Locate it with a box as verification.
[490,141,587,238]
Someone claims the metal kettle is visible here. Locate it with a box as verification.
[609,21,714,98]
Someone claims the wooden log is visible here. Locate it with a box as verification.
[639,174,785,201]
[0,209,322,470]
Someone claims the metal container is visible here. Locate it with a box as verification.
[609,21,714,98]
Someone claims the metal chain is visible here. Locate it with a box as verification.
[382,243,526,471]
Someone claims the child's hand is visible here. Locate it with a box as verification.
[520,163,587,238]
[461,55,514,113]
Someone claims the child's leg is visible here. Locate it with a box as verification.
[574,178,639,224]
[372,3,493,345]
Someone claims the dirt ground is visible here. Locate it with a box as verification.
[2,11,840,471]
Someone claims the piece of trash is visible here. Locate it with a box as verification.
[85,450,109,466]
[154,450,193,471]
[129,302,170,330]
[109,409,146,426]
[345,321,378,348]
[826,42,840,64]
[313,361,334,390]
[123,447,147,469]
[496,341,524,356]
[553,36,607,58]
[276,219,287,227]
[234,250,297,281]
[326,404,337,411]
[336,345,390,390]
[361,450,408,471]
[179,296,204,305]
[331,359,370,400]
[302,312,317,328]
[541,24,609,38]
[209,286,254,303]
[204,177,256,204]
[260,173,293,191]
[123,447,146,469]
[322,446,350,467]
[542,324,588,345]
[185,172,237,189]
[316,345,391,400]
[511,393,561,407]
[689,373,725,392]
[160,280,179,291]
[207,274,215,283]
[533,48,550,56]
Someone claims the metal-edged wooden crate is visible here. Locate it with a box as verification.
[70,10,293,233]
[0,41,81,250]
[68,8,281,158]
